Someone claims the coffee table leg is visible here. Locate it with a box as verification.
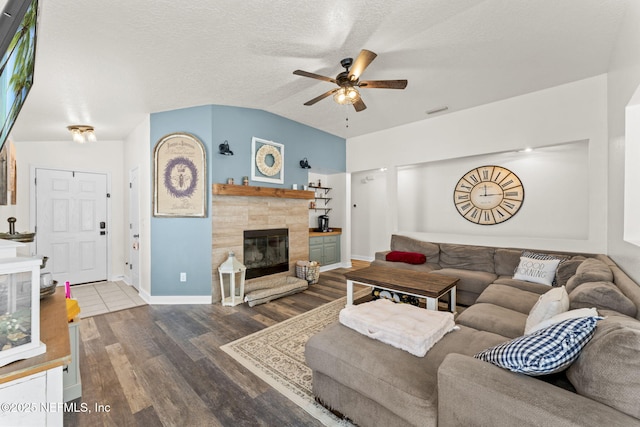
[346,279,354,306]
[448,286,457,313]
[426,297,437,310]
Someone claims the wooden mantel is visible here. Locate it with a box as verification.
[212,183,315,199]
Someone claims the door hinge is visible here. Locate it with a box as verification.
[129,182,132,188]
[129,264,133,270]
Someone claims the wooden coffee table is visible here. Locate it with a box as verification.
[344,266,458,312]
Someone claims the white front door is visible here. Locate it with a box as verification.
[35,169,108,285]
[128,168,140,290]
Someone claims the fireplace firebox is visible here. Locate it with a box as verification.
[243,228,289,279]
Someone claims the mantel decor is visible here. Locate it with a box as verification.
[251,137,284,184]
[153,132,207,217]
[213,183,314,199]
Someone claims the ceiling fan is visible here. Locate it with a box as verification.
[293,49,407,112]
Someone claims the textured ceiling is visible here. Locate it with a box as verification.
[4,0,629,141]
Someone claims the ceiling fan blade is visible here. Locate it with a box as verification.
[304,88,339,106]
[293,70,336,84]
[353,97,367,112]
[359,79,408,89]
[348,49,377,81]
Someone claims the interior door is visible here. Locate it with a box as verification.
[128,168,140,290]
[36,169,108,285]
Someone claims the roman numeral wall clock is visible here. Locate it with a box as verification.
[453,165,524,225]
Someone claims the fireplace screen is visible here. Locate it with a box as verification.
[243,228,289,279]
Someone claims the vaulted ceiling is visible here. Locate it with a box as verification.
[4,0,629,142]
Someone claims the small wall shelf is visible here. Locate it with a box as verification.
[310,207,332,213]
[309,185,332,213]
[309,185,331,195]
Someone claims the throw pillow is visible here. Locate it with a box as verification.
[524,286,569,334]
[525,307,598,335]
[474,316,601,376]
[513,255,562,286]
[385,251,427,265]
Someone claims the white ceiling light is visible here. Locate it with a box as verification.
[67,125,96,144]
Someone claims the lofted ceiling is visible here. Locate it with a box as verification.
[3,0,629,142]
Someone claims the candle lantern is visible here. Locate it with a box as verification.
[218,252,246,306]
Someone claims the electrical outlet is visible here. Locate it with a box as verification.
[180,272,187,282]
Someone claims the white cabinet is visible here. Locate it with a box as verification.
[0,367,63,426]
[0,288,71,427]
[63,318,81,402]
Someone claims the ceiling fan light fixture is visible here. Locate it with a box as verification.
[333,86,360,105]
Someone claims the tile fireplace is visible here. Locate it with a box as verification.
[211,184,313,303]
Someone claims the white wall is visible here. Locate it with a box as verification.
[397,141,589,239]
[347,75,608,257]
[0,138,125,280]
[351,168,396,259]
[607,1,640,281]
[122,116,151,295]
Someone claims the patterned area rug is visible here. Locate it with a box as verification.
[221,289,370,426]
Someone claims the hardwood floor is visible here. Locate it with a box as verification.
[64,263,370,427]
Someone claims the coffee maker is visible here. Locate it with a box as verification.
[318,215,330,232]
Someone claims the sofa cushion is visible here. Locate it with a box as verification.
[494,248,523,276]
[474,316,600,376]
[524,286,570,334]
[569,281,637,318]
[385,251,427,265]
[438,243,495,273]
[475,284,541,314]
[390,235,440,264]
[493,277,551,295]
[455,303,526,339]
[598,255,640,320]
[567,314,640,419]
[370,259,441,273]
[305,322,506,427]
[565,258,613,293]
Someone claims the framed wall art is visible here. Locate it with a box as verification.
[153,132,207,217]
[251,137,284,184]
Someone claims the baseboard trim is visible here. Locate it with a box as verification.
[110,274,126,282]
[351,255,374,262]
[138,288,212,305]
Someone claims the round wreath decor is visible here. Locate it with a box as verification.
[255,144,282,177]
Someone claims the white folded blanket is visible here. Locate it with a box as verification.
[339,299,458,357]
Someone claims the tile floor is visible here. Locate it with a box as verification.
[70,281,147,318]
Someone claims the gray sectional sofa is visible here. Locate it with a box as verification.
[305,235,640,427]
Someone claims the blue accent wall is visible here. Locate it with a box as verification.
[150,105,214,296]
[150,105,345,296]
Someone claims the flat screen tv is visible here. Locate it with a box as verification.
[0,0,38,153]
